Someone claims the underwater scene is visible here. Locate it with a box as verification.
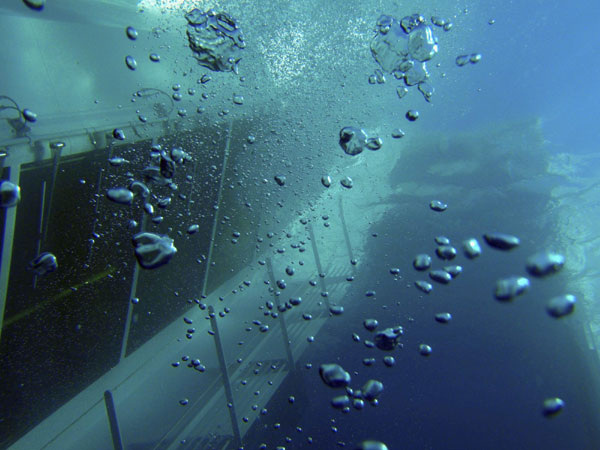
[1,0,599,449]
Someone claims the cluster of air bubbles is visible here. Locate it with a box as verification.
[123,26,161,70]
[320,363,385,413]
[185,9,245,72]
[370,12,441,125]
[339,126,383,156]
[430,16,454,31]
[104,142,193,267]
[455,53,482,67]
[391,128,405,139]
[402,203,571,414]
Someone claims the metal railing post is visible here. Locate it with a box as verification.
[266,257,295,371]
[307,222,331,310]
[119,212,147,361]
[208,305,242,447]
[0,165,20,343]
[104,390,125,450]
[200,119,232,297]
[338,196,356,271]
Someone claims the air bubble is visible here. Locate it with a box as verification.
[23,0,44,10]
[106,188,134,205]
[0,180,21,208]
[319,364,351,388]
[125,55,137,71]
[28,252,57,276]
[126,26,138,40]
[132,232,177,269]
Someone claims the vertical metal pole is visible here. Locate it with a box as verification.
[119,213,147,362]
[266,258,295,371]
[338,196,356,271]
[32,181,46,289]
[208,305,242,447]
[33,143,63,288]
[200,119,233,297]
[104,390,125,450]
[307,222,331,310]
[41,144,63,243]
[0,166,20,343]
[186,159,198,216]
[86,167,105,267]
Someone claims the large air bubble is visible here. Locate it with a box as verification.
[132,232,177,269]
[185,9,245,72]
[370,15,409,73]
[408,24,438,62]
